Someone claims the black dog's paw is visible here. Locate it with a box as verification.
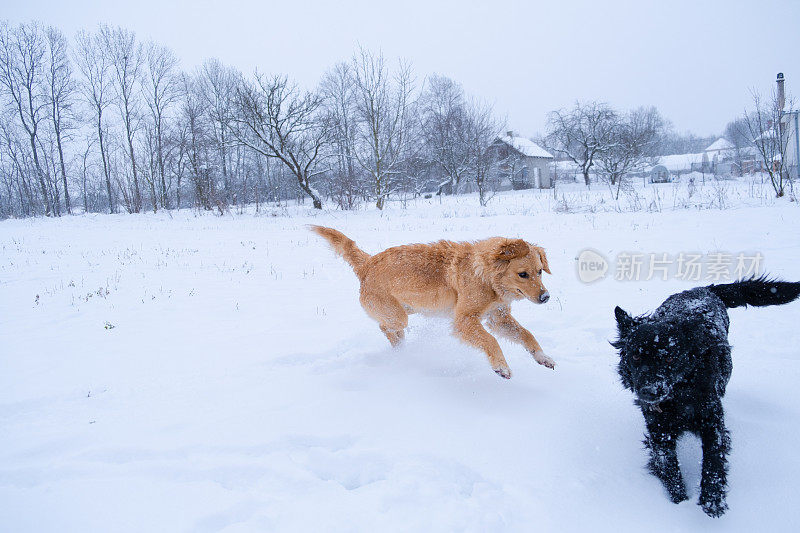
[668,488,689,504]
[699,495,728,517]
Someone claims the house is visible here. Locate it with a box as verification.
[783,109,800,181]
[742,128,776,173]
[699,138,735,175]
[741,73,799,178]
[658,138,737,175]
[778,73,800,182]
[488,132,553,189]
[704,138,734,158]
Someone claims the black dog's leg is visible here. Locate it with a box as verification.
[698,401,730,517]
[644,427,688,503]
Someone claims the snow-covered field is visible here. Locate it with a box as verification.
[2,178,799,532]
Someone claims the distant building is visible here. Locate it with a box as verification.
[489,132,553,189]
[741,73,800,178]
[743,126,778,174]
[778,73,800,182]
[694,138,735,175]
[650,152,704,176]
[783,111,800,181]
[642,139,736,179]
[704,137,735,156]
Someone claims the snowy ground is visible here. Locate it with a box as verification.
[2,178,800,532]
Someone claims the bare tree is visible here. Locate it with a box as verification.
[44,26,76,214]
[198,59,240,205]
[597,106,665,199]
[467,99,502,206]
[74,29,115,213]
[422,74,472,195]
[101,25,144,212]
[143,42,179,210]
[172,111,189,209]
[0,21,55,215]
[546,101,616,187]
[723,117,750,176]
[743,89,795,197]
[321,61,360,209]
[178,73,217,210]
[657,131,715,156]
[0,111,37,216]
[233,74,328,209]
[79,134,95,213]
[351,48,415,209]
[0,116,17,218]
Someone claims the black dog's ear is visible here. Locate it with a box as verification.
[614,306,636,335]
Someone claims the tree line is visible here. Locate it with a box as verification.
[0,21,509,217]
[2,20,783,219]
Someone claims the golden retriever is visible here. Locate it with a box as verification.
[311,226,555,379]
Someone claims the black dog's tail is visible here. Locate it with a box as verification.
[708,275,800,309]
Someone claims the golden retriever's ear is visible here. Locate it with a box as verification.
[535,246,551,274]
[496,239,530,261]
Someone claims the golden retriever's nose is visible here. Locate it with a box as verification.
[539,291,550,303]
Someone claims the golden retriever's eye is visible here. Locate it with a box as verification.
[537,269,543,276]
[518,272,528,279]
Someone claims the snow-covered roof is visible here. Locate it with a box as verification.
[755,129,778,142]
[652,153,704,172]
[705,138,734,152]
[497,135,553,159]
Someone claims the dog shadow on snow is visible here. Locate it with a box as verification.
[271,316,547,381]
[267,318,486,379]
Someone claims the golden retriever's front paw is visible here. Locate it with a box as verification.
[532,351,556,369]
[493,366,512,379]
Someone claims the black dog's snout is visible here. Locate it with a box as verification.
[639,384,666,402]
[539,291,550,303]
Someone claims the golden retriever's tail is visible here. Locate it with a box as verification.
[309,225,370,277]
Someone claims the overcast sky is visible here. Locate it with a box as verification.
[5,0,799,137]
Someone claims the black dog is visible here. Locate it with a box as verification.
[613,276,800,517]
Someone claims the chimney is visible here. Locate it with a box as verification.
[777,72,785,112]
[507,130,514,138]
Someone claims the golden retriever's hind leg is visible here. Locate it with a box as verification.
[380,324,405,347]
[361,292,408,348]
